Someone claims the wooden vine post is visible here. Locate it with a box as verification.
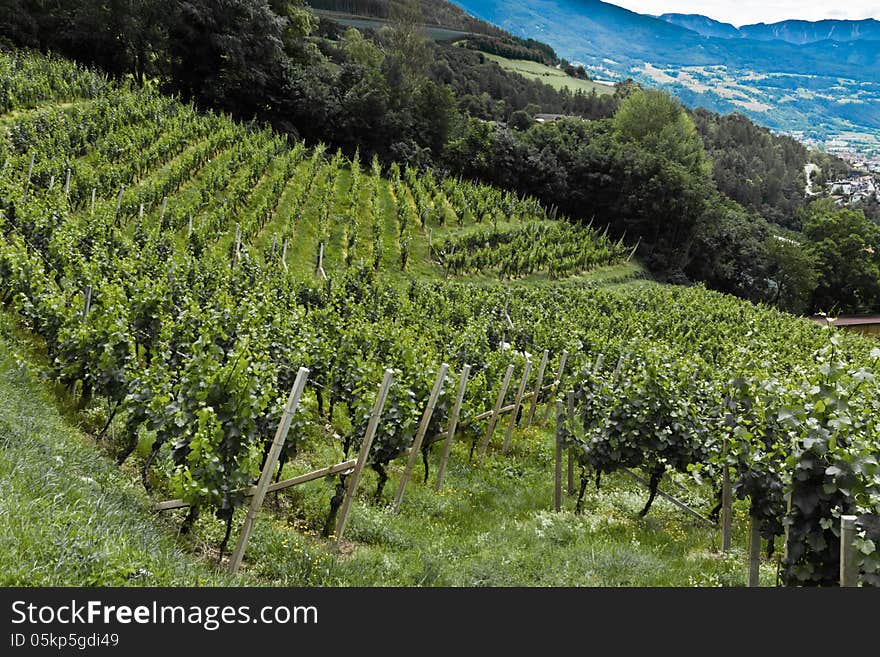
[393,364,449,512]
[435,364,470,491]
[748,515,761,587]
[90,188,96,216]
[840,515,859,587]
[115,185,125,215]
[317,242,327,280]
[501,359,532,454]
[721,440,732,553]
[228,367,310,574]
[64,168,71,198]
[526,349,549,427]
[566,390,576,495]
[476,364,515,464]
[82,285,93,319]
[542,350,569,424]
[24,152,34,195]
[335,369,394,542]
[783,491,792,562]
[155,459,357,512]
[555,400,564,512]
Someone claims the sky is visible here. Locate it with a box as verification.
[607,1,880,26]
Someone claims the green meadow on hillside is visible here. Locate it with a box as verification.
[482,53,615,96]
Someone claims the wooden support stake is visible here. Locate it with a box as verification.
[543,350,569,423]
[435,364,470,491]
[623,470,716,526]
[48,175,55,190]
[566,390,576,495]
[393,364,449,512]
[555,400,564,512]
[473,404,514,422]
[115,185,125,214]
[748,514,761,587]
[501,360,531,454]
[783,491,792,562]
[229,367,309,574]
[24,152,34,193]
[335,370,394,542]
[477,364,515,464]
[722,460,732,553]
[317,242,327,279]
[82,285,92,319]
[64,168,71,197]
[840,515,859,587]
[266,460,355,494]
[160,196,168,221]
[138,204,144,221]
[154,459,357,511]
[187,215,193,238]
[526,350,549,427]
[90,188,96,216]
[233,223,241,264]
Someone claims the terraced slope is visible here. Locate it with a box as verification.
[2,51,878,587]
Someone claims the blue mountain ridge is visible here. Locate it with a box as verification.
[661,14,880,45]
[450,1,880,138]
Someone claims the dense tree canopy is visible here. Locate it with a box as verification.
[802,200,880,313]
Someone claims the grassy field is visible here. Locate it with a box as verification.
[0,316,234,586]
[483,53,615,96]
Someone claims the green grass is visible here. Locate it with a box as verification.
[482,53,615,96]
[178,423,775,586]
[0,316,234,586]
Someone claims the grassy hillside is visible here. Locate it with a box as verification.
[483,53,614,96]
[0,317,233,586]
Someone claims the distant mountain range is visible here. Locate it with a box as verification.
[450,0,880,152]
[660,14,880,45]
[451,1,880,78]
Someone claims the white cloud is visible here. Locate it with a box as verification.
[608,1,880,26]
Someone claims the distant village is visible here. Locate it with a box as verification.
[826,174,880,206]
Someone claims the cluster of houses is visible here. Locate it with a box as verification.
[827,175,879,206]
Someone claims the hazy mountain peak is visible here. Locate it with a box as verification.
[659,13,880,45]
[658,13,740,39]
